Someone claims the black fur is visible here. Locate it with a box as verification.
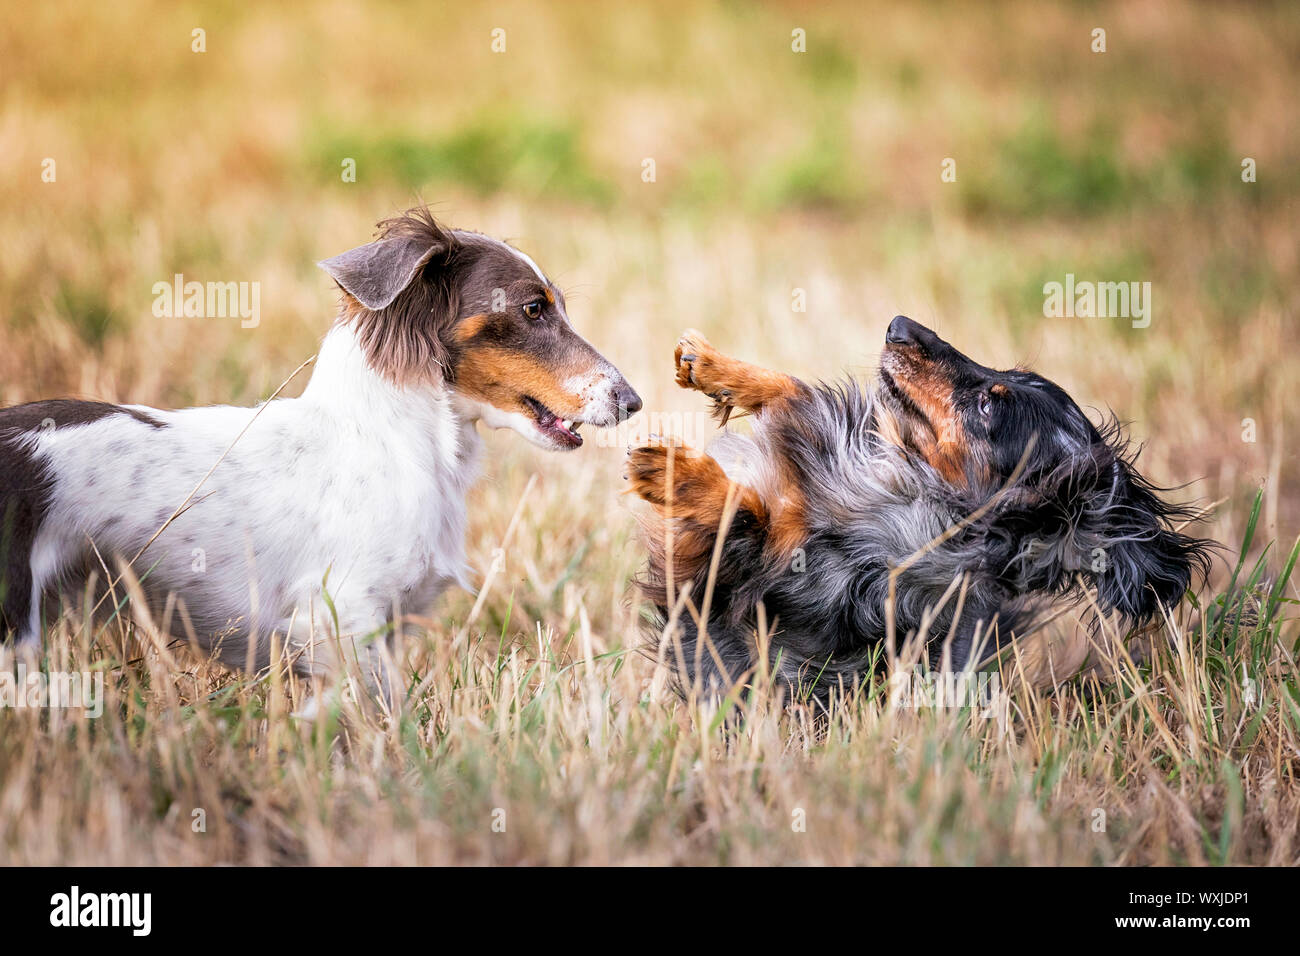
[0,400,162,638]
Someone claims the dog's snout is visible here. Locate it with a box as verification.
[886,315,922,347]
[886,315,946,357]
[615,382,643,421]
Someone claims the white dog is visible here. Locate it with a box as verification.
[0,207,640,703]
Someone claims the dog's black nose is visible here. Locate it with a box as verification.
[886,315,921,346]
[616,384,643,420]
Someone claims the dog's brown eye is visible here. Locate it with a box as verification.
[523,300,544,320]
[978,392,993,419]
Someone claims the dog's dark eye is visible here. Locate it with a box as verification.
[522,300,544,320]
[978,392,993,420]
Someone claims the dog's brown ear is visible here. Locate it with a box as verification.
[319,209,462,387]
[317,235,445,311]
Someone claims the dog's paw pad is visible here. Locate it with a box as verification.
[674,329,717,391]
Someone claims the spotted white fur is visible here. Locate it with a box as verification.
[562,365,627,425]
[15,325,491,696]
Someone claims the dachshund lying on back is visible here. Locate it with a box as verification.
[627,316,1210,704]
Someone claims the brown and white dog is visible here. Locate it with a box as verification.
[0,206,640,704]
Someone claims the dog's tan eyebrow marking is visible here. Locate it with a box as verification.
[454,313,493,342]
[543,288,555,305]
[990,383,1009,396]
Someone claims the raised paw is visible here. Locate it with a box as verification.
[675,330,727,395]
[626,443,765,530]
[625,444,689,506]
[674,329,736,421]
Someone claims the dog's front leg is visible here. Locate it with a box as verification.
[674,329,807,422]
[626,443,770,589]
[284,603,400,720]
[626,443,767,523]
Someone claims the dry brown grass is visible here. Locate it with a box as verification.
[1,518,1296,865]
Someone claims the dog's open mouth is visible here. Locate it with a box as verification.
[523,396,583,448]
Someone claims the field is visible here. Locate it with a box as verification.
[0,1,1298,864]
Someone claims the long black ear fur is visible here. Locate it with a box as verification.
[984,418,1214,627]
[1086,451,1212,621]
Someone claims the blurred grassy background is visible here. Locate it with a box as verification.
[1,0,1298,866]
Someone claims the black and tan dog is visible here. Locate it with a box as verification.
[627,316,1210,704]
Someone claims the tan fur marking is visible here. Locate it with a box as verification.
[885,345,970,484]
[674,329,803,422]
[454,344,588,418]
[658,328,812,555]
[453,312,493,342]
[341,292,366,322]
[766,458,810,558]
[628,445,769,585]
[627,446,766,519]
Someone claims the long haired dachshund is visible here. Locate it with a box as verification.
[0,206,640,702]
[627,316,1210,705]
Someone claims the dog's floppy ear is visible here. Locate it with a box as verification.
[1078,452,1211,622]
[318,235,443,311]
[980,423,1211,628]
[319,208,461,387]
[994,427,1212,624]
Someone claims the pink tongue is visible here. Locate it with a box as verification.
[553,419,581,444]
